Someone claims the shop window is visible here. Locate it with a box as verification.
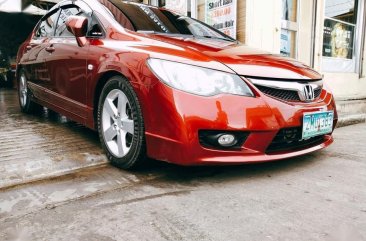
[322,0,362,73]
[281,0,298,58]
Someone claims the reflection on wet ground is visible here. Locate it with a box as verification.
[0,89,107,189]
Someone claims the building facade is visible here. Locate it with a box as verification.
[143,0,366,101]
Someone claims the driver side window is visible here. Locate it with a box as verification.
[34,9,60,38]
[55,6,90,37]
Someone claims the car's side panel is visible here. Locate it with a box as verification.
[83,36,154,129]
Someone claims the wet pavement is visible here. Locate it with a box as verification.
[0,89,365,241]
[0,89,107,189]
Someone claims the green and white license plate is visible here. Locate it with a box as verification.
[302,111,334,139]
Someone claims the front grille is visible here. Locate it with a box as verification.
[256,85,300,101]
[255,85,322,102]
[266,127,325,153]
[314,88,322,98]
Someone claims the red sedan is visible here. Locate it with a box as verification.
[16,0,337,169]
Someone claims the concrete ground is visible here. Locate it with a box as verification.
[0,89,107,189]
[0,89,365,241]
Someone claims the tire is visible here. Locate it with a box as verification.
[18,70,43,114]
[97,75,147,169]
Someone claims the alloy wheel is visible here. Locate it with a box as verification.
[102,89,134,158]
[19,74,27,107]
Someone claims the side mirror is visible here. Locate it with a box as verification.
[66,16,88,47]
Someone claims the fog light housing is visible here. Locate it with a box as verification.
[198,130,250,150]
[218,134,237,147]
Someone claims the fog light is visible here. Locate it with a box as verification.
[218,134,237,147]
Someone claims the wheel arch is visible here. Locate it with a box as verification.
[16,65,23,80]
[93,70,125,129]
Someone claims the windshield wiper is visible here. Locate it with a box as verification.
[199,35,237,42]
[137,31,193,37]
[137,30,161,34]
[136,31,237,43]
[137,31,195,38]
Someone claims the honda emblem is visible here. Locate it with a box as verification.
[303,85,314,102]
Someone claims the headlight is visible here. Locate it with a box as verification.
[147,58,254,97]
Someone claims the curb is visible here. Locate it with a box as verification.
[336,114,366,128]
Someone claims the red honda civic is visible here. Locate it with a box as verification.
[16,0,337,169]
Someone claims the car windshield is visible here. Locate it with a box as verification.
[104,0,236,42]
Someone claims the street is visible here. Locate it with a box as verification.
[0,89,365,241]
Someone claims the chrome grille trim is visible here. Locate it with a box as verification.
[248,78,323,102]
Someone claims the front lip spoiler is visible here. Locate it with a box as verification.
[195,135,334,165]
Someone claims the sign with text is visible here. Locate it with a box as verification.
[205,0,237,38]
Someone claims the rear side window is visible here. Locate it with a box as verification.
[34,9,60,38]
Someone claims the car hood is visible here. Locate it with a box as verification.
[146,34,322,80]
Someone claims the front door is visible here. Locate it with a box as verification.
[22,8,60,99]
[44,4,91,120]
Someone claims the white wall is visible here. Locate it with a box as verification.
[0,0,21,12]
[297,0,314,66]
[245,0,282,54]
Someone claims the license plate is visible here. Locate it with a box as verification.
[302,111,334,139]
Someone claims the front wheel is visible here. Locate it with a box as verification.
[18,70,43,114]
[97,76,147,169]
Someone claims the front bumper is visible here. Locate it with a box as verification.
[138,81,337,166]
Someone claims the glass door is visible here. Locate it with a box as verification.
[281,0,299,58]
[322,0,363,73]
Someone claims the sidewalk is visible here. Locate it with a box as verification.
[336,98,366,127]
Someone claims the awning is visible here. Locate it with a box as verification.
[0,0,59,14]
[23,0,59,11]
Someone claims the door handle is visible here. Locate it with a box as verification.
[45,46,55,53]
[26,45,33,51]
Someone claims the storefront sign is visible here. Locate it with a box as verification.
[323,18,354,59]
[164,0,187,16]
[205,0,237,38]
